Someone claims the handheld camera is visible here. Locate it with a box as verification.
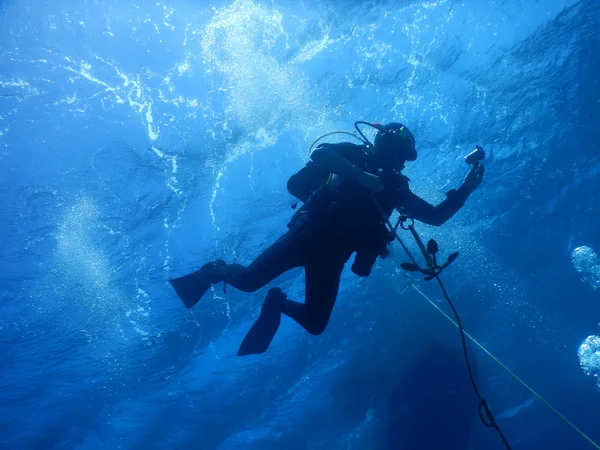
[465,145,485,166]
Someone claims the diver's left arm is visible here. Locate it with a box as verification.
[401,164,485,226]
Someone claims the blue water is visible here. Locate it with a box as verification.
[1,0,599,448]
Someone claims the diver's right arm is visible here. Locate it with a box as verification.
[311,145,383,193]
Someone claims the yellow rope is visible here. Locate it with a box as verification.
[409,283,600,450]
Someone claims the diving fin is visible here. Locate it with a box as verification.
[237,288,285,356]
[168,269,212,309]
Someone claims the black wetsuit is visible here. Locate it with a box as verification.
[220,143,472,335]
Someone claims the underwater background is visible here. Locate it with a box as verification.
[1,0,599,448]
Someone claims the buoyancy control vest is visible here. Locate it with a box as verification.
[286,140,403,277]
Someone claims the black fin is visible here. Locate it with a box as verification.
[237,312,281,356]
[237,288,285,356]
[168,270,211,309]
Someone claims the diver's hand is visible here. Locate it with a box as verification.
[463,163,485,193]
[358,172,384,193]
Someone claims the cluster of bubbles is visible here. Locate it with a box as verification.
[571,246,600,291]
[55,197,117,315]
[200,0,314,133]
[578,335,600,386]
[572,246,600,385]
[55,197,148,340]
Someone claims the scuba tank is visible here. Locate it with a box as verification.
[286,129,369,206]
[287,161,331,204]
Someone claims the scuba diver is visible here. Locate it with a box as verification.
[169,122,485,356]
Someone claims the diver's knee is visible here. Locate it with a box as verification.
[305,319,328,336]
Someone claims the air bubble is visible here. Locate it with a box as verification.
[571,246,600,291]
[578,335,600,387]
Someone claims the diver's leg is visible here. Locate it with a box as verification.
[232,231,309,356]
[237,263,343,356]
[280,262,344,335]
[203,229,304,293]
[237,287,288,356]
[170,230,303,309]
